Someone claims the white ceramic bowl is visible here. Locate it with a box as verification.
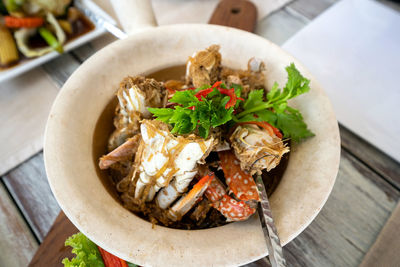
[44,24,340,266]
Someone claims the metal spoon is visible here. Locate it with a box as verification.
[255,175,287,267]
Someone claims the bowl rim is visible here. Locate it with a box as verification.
[44,23,340,266]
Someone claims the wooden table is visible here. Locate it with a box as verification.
[1,0,400,266]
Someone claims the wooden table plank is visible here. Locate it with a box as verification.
[0,182,38,267]
[281,148,399,267]
[2,153,60,242]
[340,125,400,189]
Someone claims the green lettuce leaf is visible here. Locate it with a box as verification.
[62,233,104,267]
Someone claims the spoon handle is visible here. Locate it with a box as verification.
[256,176,287,267]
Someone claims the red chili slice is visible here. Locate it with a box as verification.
[218,87,244,109]
[238,121,283,138]
[97,246,129,267]
[194,87,214,100]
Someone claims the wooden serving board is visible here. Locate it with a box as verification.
[28,1,257,266]
[28,212,77,266]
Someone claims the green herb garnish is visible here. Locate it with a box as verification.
[149,63,314,142]
[148,82,241,138]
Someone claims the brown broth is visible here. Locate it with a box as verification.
[92,66,289,228]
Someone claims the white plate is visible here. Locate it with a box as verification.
[0,22,106,84]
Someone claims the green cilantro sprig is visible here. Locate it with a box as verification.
[148,63,314,142]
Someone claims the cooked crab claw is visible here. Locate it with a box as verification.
[168,174,214,221]
[212,194,256,222]
[203,174,256,221]
[204,174,226,202]
[218,150,260,202]
[99,135,141,169]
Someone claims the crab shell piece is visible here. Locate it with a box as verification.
[108,76,167,151]
[230,124,289,175]
[218,150,261,202]
[117,84,150,119]
[203,174,256,221]
[186,45,222,88]
[168,174,214,221]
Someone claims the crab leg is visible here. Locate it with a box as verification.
[203,174,256,221]
[218,150,260,202]
[212,195,256,222]
[155,171,197,209]
[204,175,226,202]
[168,174,214,221]
[99,135,141,170]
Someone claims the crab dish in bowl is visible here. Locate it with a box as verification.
[97,45,314,229]
[44,25,340,267]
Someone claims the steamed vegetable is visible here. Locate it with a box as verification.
[4,0,22,13]
[30,0,71,16]
[14,12,65,57]
[58,19,72,34]
[149,64,314,141]
[39,27,63,53]
[0,24,19,65]
[4,16,44,28]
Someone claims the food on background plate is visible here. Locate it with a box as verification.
[0,0,94,68]
[63,232,138,267]
[99,45,314,229]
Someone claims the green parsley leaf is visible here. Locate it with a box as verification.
[149,83,239,138]
[243,89,264,110]
[147,107,175,122]
[169,106,197,134]
[169,90,198,106]
[276,111,315,142]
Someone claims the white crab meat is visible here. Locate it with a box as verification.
[134,120,214,205]
[117,85,150,120]
[156,170,197,209]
